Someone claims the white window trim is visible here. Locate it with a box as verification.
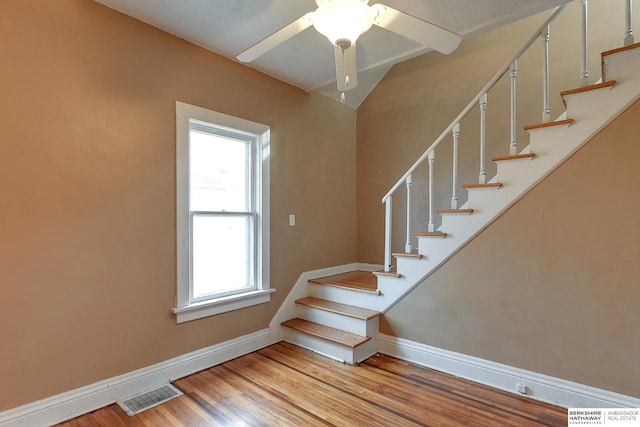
[173,101,272,323]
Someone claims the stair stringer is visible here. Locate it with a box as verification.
[373,46,640,314]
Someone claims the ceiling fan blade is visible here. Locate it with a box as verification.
[237,13,314,63]
[371,4,461,54]
[335,44,358,92]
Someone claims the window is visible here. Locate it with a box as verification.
[173,101,272,323]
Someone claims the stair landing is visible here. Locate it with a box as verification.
[308,270,378,293]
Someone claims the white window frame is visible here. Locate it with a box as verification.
[173,101,272,323]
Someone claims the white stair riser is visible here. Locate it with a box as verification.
[296,305,379,337]
[465,187,507,211]
[417,237,443,257]
[525,134,565,157]
[437,213,474,235]
[395,256,427,273]
[411,239,444,257]
[353,338,378,364]
[494,157,536,183]
[281,328,377,365]
[567,90,616,118]
[308,283,380,307]
[416,233,471,261]
[604,48,640,82]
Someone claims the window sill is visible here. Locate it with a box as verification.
[172,289,275,323]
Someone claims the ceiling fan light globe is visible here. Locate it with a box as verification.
[312,0,373,48]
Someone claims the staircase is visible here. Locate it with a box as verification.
[278,4,640,365]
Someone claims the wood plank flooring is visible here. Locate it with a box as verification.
[57,342,567,426]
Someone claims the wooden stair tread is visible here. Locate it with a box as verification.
[560,80,616,98]
[462,182,503,189]
[414,231,447,238]
[524,118,574,131]
[309,270,378,294]
[491,152,536,162]
[437,208,474,214]
[392,252,423,259]
[295,297,380,320]
[372,268,401,278]
[281,318,371,348]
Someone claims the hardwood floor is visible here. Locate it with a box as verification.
[57,342,567,426]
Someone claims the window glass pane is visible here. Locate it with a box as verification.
[192,215,253,298]
[189,130,249,212]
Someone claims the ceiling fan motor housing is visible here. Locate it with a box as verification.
[335,38,352,50]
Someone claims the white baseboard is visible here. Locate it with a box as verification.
[4,261,373,427]
[356,263,384,272]
[378,334,640,409]
[0,328,275,427]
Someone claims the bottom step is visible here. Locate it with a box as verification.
[281,318,370,348]
[281,318,377,365]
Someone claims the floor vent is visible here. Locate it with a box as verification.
[117,384,183,416]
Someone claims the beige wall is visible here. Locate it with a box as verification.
[381,100,640,397]
[0,1,356,410]
[357,1,639,398]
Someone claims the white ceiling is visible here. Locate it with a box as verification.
[93,0,567,107]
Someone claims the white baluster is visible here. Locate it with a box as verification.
[580,0,589,86]
[542,25,551,123]
[405,174,413,254]
[479,93,487,184]
[427,151,436,232]
[451,123,460,209]
[625,0,634,46]
[509,61,518,155]
[384,197,392,272]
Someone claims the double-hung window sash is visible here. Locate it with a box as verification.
[188,122,258,302]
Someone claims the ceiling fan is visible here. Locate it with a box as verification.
[237,0,462,100]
